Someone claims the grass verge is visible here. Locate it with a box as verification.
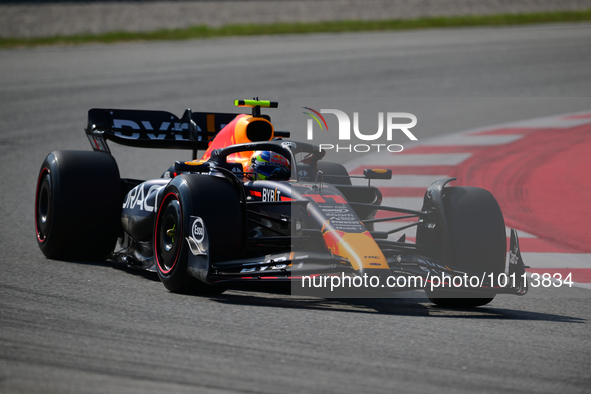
[2,9,591,48]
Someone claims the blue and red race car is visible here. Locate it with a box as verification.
[35,99,527,307]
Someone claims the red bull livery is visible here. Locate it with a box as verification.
[34,99,528,307]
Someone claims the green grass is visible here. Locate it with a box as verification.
[2,9,591,48]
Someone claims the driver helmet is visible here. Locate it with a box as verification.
[248,151,291,181]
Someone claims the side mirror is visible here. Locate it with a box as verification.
[363,169,392,180]
[175,160,211,173]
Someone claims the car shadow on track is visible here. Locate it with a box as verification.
[68,259,162,283]
[207,289,585,323]
[87,260,584,323]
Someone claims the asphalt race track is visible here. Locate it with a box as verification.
[1,24,591,393]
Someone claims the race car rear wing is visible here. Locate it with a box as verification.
[85,108,269,156]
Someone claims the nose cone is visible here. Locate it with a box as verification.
[322,229,388,272]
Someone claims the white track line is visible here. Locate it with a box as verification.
[506,228,536,238]
[502,117,591,129]
[521,253,591,269]
[422,134,523,146]
[374,223,536,240]
[381,197,423,211]
[344,111,591,287]
[388,174,450,187]
[359,153,472,167]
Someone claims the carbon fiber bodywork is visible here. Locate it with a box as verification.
[111,140,527,297]
[87,104,527,297]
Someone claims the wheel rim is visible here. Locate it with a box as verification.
[155,193,182,275]
[35,168,51,243]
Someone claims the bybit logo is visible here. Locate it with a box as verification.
[303,108,418,153]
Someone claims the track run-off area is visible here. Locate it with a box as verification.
[346,111,591,288]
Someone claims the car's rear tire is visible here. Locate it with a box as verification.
[35,150,121,260]
[423,187,506,308]
[154,174,244,294]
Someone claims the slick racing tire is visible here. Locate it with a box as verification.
[423,187,506,308]
[154,174,244,294]
[35,150,121,260]
[317,161,351,185]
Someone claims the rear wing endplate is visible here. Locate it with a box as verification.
[85,108,269,155]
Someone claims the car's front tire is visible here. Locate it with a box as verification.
[154,174,244,294]
[422,186,506,308]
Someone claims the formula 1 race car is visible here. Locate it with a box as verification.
[35,99,528,307]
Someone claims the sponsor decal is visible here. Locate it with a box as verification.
[111,118,202,141]
[122,184,164,212]
[186,216,207,256]
[87,134,109,152]
[239,254,290,273]
[322,208,349,213]
[262,187,281,202]
[281,141,297,149]
[509,249,519,265]
[292,182,328,189]
[302,194,347,204]
[192,217,205,243]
